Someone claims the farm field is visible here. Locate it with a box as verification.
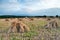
[0,18,60,40]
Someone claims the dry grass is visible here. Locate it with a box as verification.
[0,18,60,40]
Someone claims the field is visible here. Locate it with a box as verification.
[0,18,60,40]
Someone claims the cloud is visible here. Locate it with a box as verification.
[12,0,60,13]
[0,0,21,13]
[9,0,17,2]
[23,0,60,12]
[0,4,20,11]
[0,0,60,14]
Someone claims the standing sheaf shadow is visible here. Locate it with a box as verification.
[44,20,59,29]
[7,21,30,33]
[0,19,30,33]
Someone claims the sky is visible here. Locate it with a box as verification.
[0,0,60,16]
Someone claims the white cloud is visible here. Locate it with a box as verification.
[0,4,21,12]
[13,0,60,13]
[21,0,60,12]
[9,0,17,2]
[0,0,60,13]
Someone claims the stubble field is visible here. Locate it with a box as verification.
[0,18,60,40]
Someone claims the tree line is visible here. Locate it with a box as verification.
[0,15,59,18]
